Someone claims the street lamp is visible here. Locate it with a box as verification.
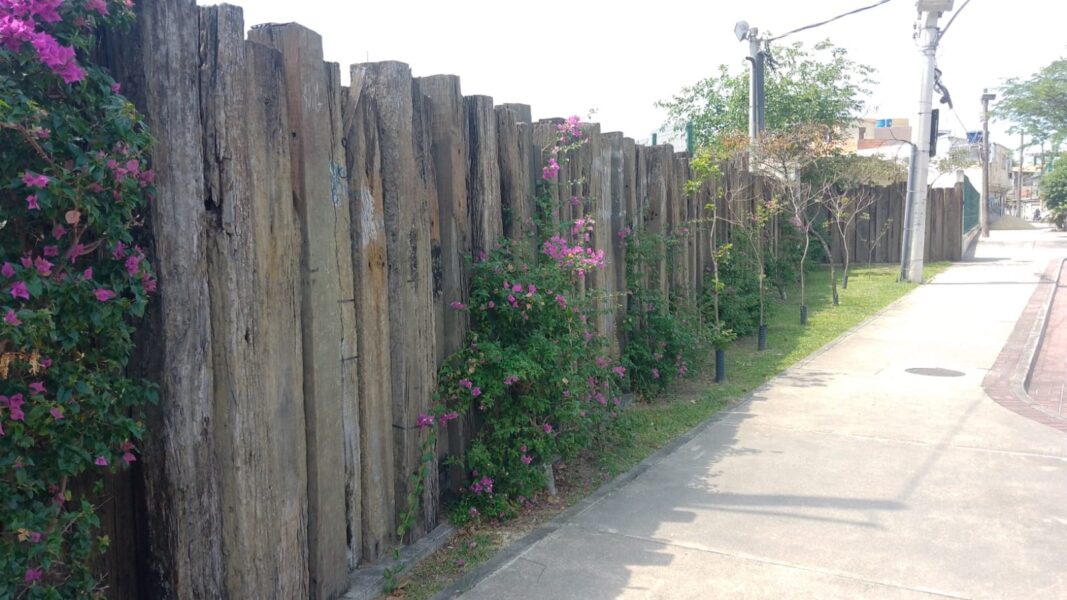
[735,21,764,141]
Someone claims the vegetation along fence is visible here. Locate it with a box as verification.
[87,1,968,598]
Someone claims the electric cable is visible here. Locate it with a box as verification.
[938,0,973,41]
[768,0,894,42]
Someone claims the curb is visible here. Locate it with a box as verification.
[343,524,456,600]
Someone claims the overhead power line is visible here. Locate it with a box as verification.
[768,0,894,42]
[938,0,973,40]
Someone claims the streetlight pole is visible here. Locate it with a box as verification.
[904,0,953,283]
[980,89,995,237]
[735,21,765,143]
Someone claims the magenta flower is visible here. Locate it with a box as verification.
[595,356,608,368]
[527,284,537,295]
[8,394,25,421]
[52,224,66,239]
[112,241,127,259]
[67,243,88,262]
[521,454,533,465]
[613,366,626,378]
[82,267,93,280]
[95,456,109,467]
[49,407,63,420]
[28,531,42,543]
[543,423,553,434]
[479,475,493,494]
[10,281,29,300]
[5,310,20,326]
[111,82,122,94]
[449,301,466,310]
[555,294,566,307]
[19,256,32,269]
[458,378,473,390]
[416,413,435,429]
[123,451,137,464]
[507,294,517,306]
[29,381,45,395]
[22,171,48,189]
[31,32,85,83]
[143,275,157,293]
[511,283,522,294]
[94,288,116,302]
[651,368,660,380]
[487,300,495,309]
[583,331,594,342]
[86,0,109,15]
[503,375,519,386]
[34,256,52,276]
[39,357,52,369]
[678,364,688,376]
[439,411,460,424]
[125,254,142,275]
[471,386,481,397]
[26,195,39,210]
[43,245,58,258]
[1,262,13,278]
[24,567,42,584]
[542,157,560,180]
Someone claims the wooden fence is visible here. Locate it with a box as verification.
[91,2,967,598]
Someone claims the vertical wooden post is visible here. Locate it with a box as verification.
[466,96,504,258]
[102,0,224,595]
[604,132,627,351]
[200,7,310,597]
[343,64,396,562]
[496,103,536,255]
[352,61,439,540]
[248,23,357,592]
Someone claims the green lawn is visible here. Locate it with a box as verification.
[392,262,949,599]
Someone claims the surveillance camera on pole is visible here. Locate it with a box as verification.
[902,0,954,283]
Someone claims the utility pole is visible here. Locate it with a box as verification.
[980,89,995,236]
[904,0,952,283]
[1017,132,1025,217]
[735,21,766,143]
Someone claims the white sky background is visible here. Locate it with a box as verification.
[204,0,1065,152]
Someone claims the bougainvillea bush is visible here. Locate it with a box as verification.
[434,117,625,522]
[0,1,157,596]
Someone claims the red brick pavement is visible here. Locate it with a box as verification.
[982,259,1067,432]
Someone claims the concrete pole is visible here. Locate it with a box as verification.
[905,9,941,283]
[1017,132,1025,217]
[747,28,763,142]
[980,90,992,237]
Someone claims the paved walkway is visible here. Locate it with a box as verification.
[452,228,1067,600]
[1028,259,1067,420]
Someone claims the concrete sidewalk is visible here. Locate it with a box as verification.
[450,228,1067,600]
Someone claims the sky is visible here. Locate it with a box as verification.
[202,0,1065,153]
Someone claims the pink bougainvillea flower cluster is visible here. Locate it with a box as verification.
[542,157,560,180]
[556,115,583,141]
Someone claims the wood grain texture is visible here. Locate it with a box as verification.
[248,23,357,592]
[466,96,503,258]
[496,103,536,255]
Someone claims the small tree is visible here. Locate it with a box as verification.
[1043,154,1067,229]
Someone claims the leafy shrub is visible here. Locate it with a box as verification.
[0,1,157,596]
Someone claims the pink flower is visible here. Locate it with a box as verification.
[111,82,122,94]
[507,294,517,306]
[52,224,66,239]
[583,331,594,342]
[22,171,48,189]
[416,413,435,429]
[87,0,109,15]
[1,263,13,278]
[0,16,35,51]
[28,531,42,543]
[449,301,465,310]
[39,357,52,369]
[458,378,473,390]
[678,364,688,376]
[82,267,93,280]
[125,254,142,275]
[651,368,660,380]
[595,356,608,368]
[613,366,626,378]
[29,381,45,395]
[542,158,560,180]
[511,283,522,293]
[543,423,553,434]
[123,451,137,464]
[31,32,85,83]
[34,256,52,276]
[471,386,481,397]
[439,411,460,423]
[19,256,32,269]
[527,284,537,295]
[5,309,20,326]
[95,456,109,467]
[479,475,493,494]
[503,375,519,386]
[469,507,479,517]
[94,288,116,301]
[49,407,63,420]
[10,281,29,300]
[24,567,42,584]
[26,195,39,210]
[487,300,495,309]
[112,241,127,259]
[43,245,58,258]
[521,454,533,465]
[143,275,157,293]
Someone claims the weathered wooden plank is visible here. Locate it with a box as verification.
[671,153,690,304]
[645,146,670,302]
[248,23,356,590]
[496,104,536,255]
[467,96,503,258]
[418,74,470,487]
[201,7,310,597]
[603,132,627,351]
[101,0,224,595]
[353,62,439,541]
[343,64,396,562]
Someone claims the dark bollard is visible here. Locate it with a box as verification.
[800,305,808,325]
[715,349,726,382]
[758,324,767,351]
